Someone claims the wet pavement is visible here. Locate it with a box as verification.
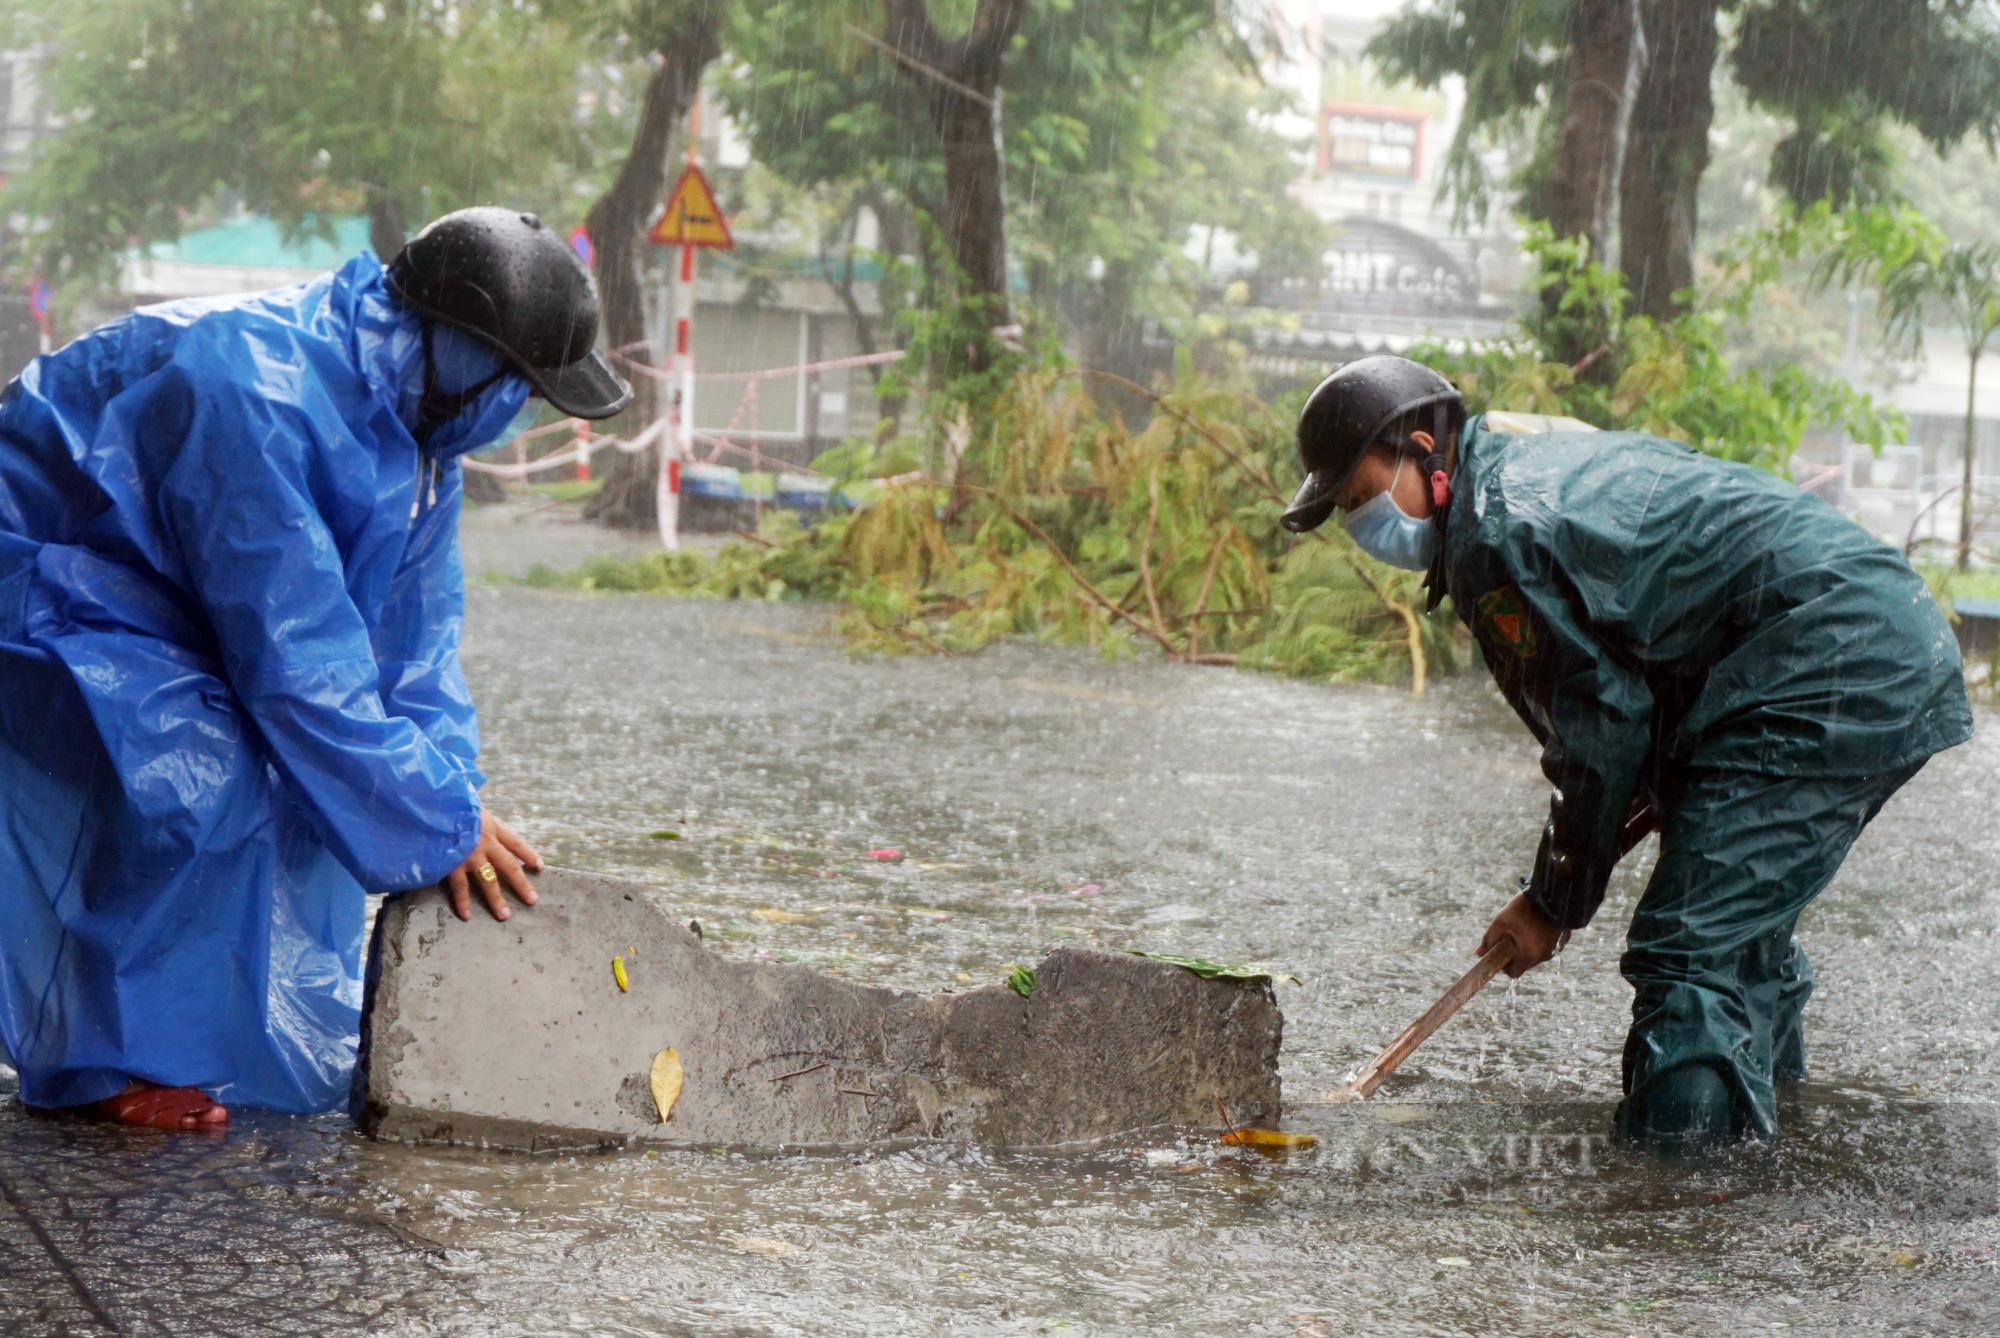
[5,543,2000,1333]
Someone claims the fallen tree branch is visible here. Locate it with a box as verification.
[1139,460,1167,636]
[1186,532,1228,659]
[960,485,1183,657]
[1072,367,1286,503]
[1072,364,1429,695]
[1306,529,1429,698]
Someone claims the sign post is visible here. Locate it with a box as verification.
[646,125,734,551]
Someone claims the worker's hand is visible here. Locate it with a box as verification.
[1477,892,1565,979]
[444,811,544,922]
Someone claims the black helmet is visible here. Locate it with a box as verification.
[1281,355,1463,534]
[386,207,633,420]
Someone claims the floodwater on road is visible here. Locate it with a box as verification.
[5,531,2000,1334]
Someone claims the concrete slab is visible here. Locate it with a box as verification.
[355,868,1282,1151]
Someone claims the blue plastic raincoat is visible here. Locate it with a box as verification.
[0,252,527,1113]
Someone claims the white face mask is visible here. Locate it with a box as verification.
[1342,460,1439,571]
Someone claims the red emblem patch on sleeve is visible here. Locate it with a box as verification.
[1475,587,1537,659]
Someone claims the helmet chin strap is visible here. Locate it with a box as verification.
[413,320,507,448]
[1392,400,1456,511]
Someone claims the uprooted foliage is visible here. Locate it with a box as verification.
[523,365,1460,693]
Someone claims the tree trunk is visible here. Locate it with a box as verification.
[365,187,407,263]
[583,9,723,531]
[934,88,1010,315]
[1619,0,1718,323]
[1963,348,1980,570]
[881,0,1029,338]
[1548,0,1646,268]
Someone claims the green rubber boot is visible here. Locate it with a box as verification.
[1614,1062,1740,1157]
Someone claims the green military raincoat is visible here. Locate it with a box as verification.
[1433,416,1972,1138]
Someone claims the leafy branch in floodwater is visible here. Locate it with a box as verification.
[524,359,1457,693]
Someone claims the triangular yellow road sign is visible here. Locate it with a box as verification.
[648,164,734,249]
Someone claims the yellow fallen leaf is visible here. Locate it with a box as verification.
[612,956,629,992]
[649,1048,683,1123]
[750,908,811,923]
[730,1235,799,1257]
[1219,1127,1320,1150]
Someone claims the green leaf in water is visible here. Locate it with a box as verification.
[649,830,683,841]
[1130,951,1300,986]
[1006,965,1036,998]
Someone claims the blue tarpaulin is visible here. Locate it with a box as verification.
[0,252,526,1113]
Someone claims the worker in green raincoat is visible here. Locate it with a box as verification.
[1281,356,1973,1150]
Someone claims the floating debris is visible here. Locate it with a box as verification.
[612,956,629,992]
[865,848,904,862]
[1219,1127,1319,1150]
[729,1236,801,1257]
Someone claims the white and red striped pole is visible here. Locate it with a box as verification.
[658,239,693,551]
[655,243,690,553]
[656,241,687,551]
[657,99,705,552]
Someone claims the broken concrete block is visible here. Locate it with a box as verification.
[355,868,1282,1151]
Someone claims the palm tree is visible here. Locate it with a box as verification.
[1865,239,2000,569]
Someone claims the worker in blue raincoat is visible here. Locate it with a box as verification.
[1281,356,1972,1152]
[0,208,631,1131]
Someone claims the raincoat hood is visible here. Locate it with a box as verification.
[340,252,532,462]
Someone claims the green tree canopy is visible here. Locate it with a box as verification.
[11,0,585,280]
[1734,1,2000,206]
[718,1,1321,376]
[1371,0,2000,320]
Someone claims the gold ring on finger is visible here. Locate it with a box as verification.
[477,864,498,883]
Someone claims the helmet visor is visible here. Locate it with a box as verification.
[1280,468,1343,534]
[522,348,633,420]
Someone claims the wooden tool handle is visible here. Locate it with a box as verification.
[1340,940,1514,1101]
[1328,802,1660,1104]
